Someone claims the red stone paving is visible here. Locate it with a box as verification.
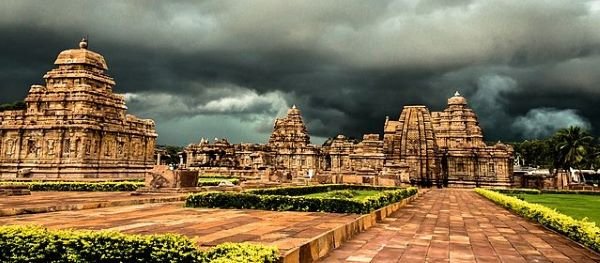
[319,189,600,263]
[0,202,360,254]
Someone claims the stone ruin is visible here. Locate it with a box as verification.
[183,92,514,188]
[0,39,157,180]
[138,165,242,193]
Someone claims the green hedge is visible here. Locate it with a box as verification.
[492,188,541,195]
[0,225,279,263]
[197,178,240,187]
[186,186,418,214]
[0,181,144,191]
[475,188,600,252]
[198,174,236,178]
[248,184,401,196]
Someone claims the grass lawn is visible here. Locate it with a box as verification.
[518,194,600,225]
[304,190,382,201]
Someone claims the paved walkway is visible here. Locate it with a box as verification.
[0,202,360,254]
[320,189,600,262]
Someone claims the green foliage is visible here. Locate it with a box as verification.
[492,188,541,195]
[203,243,279,263]
[475,188,600,253]
[186,185,418,214]
[198,174,236,178]
[196,178,240,186]
[156,145,183,165]
[510,126,599,171]
[0,101,26,111]
[0,181,144,191]
[325,190,359,199]
[553,126,594,171]
[0,225,278,263]
[511,139,553,168]
[248,184,401,196]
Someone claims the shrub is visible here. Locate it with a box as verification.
[0,225,278,263]
[492,188,541,195]
[326,190,359,199]
[196,178,240,187]
[0,181,143,191]
[475,188,600,253]
[249,184,400,196]
[187,186,418,214]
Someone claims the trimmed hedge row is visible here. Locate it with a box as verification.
[475,188,600,252]
[248,184,401,196]
[0,225,279,263]
[0,181,144,191]
[198,174,236,178]
[492,188,541,195]
[197,178,240,187]
[186,186,418,214]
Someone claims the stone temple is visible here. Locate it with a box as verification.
[183,92,514,187]
[0,39,157,179]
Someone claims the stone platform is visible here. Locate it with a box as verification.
[0,202,361,256]
[0,192,185,216]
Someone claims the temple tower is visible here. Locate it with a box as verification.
[431,92,514,187]
[383,106,439,185]
[0,39,157,179]
[268,105,310,149]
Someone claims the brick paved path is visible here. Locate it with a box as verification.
[0,202,359,254]
[320,189,600,262]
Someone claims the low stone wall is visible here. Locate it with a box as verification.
[280,190,425,263]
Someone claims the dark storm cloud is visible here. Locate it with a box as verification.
[1,0,600,145]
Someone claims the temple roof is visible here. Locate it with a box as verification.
[447,91,467,105]
[54,38,108,70]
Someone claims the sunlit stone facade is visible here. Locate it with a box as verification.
[184,92,513,187]
[0,39,157,179]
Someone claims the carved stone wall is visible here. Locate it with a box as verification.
[0,39,157,179]
[183,94,513,187]
[431,92,514,187]
[384,106,440,185]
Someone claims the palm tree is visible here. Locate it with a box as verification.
[552,126,594,186]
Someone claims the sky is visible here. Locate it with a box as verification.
[1,0,599,146]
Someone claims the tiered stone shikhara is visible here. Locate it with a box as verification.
[184,92,513,187]
[0,39,157,179]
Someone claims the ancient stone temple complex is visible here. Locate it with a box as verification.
[183,92,514,187]
[0,39,157,179]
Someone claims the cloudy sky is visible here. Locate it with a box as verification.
[1,0,599,146]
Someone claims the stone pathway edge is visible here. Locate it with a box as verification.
[281,189,427,263]
[0,195,186,217]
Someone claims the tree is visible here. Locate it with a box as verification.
[552,126,594,185]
